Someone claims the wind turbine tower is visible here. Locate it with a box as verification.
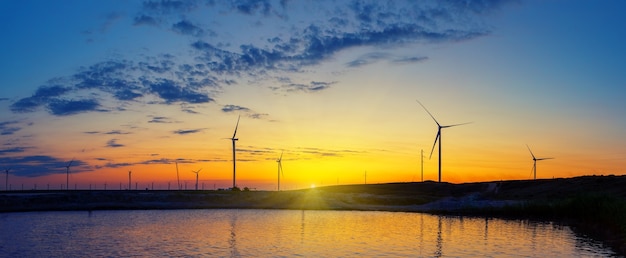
[4,169,9,191]
[128,171,132,190]
[65,159,74,190]
[176,162,181,190]
[421,149,424,182]
[192,168,202,190]
[276,151,284,191]
[230,116,240,189]
[417,100,471,183]
[526,145,554,180]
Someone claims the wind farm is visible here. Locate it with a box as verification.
[1,1,625,256]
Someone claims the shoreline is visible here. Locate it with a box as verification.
[2,175,625,255]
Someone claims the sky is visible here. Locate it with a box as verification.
[1,0,625,191]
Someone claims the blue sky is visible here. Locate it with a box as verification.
[0,0,625,189]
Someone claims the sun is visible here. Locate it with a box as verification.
[310,184,316,189]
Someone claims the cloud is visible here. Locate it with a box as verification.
[222,104,269,119]
[133,14,159,26]
[106,130,132,135]
[141,0,200,14]
[222,104,250,113]
[273,80,336,93]
[173,128,204,135]
[231,0,273,16]
[172,20,205,37]
[0,155,85,177]
[0,121,22,135]
[347,53,429,67]
[106,139,125,148]
[0,147,28,155]
[147,79,214,104]
[47,99,103,116]
[8,1,503,118]
[85,130,132,135]
[10,85,71,113]
[392,56,429,64]
[148,116,173,123]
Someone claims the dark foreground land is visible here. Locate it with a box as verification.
[2,175,626,255]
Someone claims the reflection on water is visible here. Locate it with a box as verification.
[0,209,617,257]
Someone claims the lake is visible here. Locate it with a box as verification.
[0,209,617,257]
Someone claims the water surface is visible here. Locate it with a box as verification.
[0,209,616,257]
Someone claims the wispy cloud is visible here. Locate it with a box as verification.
[106,139,125,148]
[172,19,207,37]
[222,104,269,119]
[271,80,336,93]
[0,121,22,135]
[0,147,29,155]
[173,128,204,135]
[148,116,174,123]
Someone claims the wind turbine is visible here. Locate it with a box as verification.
[176,162,181,190]
[4,168,10,191]
[64,158,75,190]
[192,168,202,190]
[229,115,240,189]
[276,151,284,191]
[526,145,554,180]
[417,100,471,183]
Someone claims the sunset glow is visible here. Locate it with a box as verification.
[1,1,625,190]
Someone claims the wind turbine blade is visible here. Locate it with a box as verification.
[536,158,554,161]
[429,130,440,159]
[279,163,284,177]
[232,115,240,138]
[198,168,202,173]
[526,145,536,160]
[416,100,440,126]
[279,151,283,161]
[68,158,75,167]
[443,122,472,128]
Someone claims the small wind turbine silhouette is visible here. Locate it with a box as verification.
[176,162,181,190]
[229,116,240,189]
[192,168,202,190]
[276,151,284,191]
[4,168,10,191]
[64,158,75,190]
[526,145,554,180]
[417,100,471,183]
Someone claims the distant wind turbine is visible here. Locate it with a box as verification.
[128,171,132,190]
[421,149,424,182]
[526,145,554,180]
[64,158,75,190]
[192,168,202,190]
[176,162,181,190]
[229,115,240,189]
[4,168,10,191]
[417,100,471,183]
[276,151,284,191]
